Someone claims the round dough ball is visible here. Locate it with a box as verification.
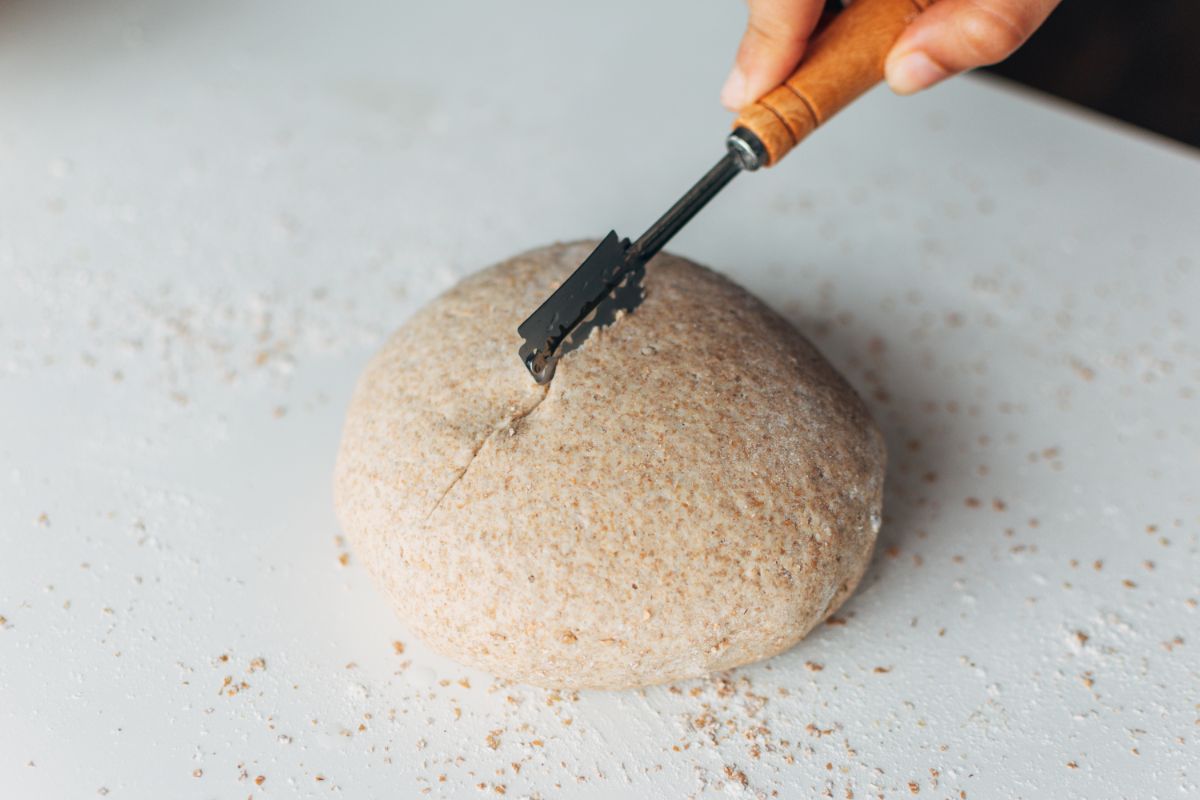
[334,242,885,689]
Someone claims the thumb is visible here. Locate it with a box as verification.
[722,0,826,111]
[885,0,1060,95]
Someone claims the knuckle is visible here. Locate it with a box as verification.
[746,14,805,47]
[744,18,801,46]
[957,3,1030,64]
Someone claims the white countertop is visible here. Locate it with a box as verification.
[2,1,1198,798]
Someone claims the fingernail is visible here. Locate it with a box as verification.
[886,51,948,95]
[720,66,747,111]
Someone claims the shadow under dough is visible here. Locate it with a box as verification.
[773,302,991,646]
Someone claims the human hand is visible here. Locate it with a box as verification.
[720,0,1061,111]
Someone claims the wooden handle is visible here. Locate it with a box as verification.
[734,0,936,166]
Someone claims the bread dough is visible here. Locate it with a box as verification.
[334,242,885,689]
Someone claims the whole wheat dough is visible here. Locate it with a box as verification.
[334,242,885,689]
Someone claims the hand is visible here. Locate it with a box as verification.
[720,0,1061,111]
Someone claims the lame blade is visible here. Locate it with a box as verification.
[517,231,642,383]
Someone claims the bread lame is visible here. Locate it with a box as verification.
[517,0,935,383]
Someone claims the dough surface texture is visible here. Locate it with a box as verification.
[334,242,885,689]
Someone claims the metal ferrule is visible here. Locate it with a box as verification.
[726,127,767,171]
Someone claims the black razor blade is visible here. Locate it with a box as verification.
[516,231,636,384]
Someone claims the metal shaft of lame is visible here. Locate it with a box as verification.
[630,150,743,263]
